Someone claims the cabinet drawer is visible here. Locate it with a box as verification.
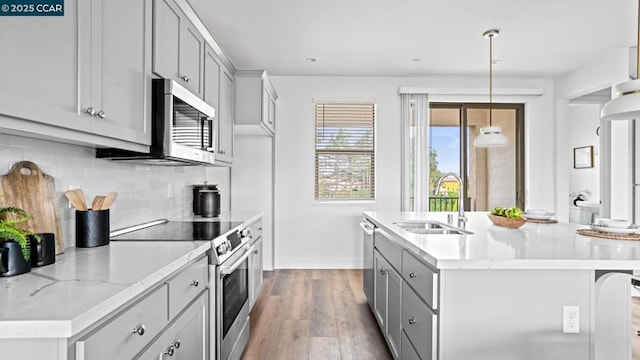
[402,282,437,360]
[76,285,168,360]
[402,250,439,309]
[401,330,421,360]
[167,256,208,319]
[374,228,402,271]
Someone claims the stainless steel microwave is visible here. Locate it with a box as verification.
[96,79,217,166]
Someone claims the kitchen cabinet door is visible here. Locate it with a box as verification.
[249,236,264,308]
[0,0,88,132]
[234,70,277,136]
[217,68,235,163]
[136,292,207,360]
[374,249,401,359]
[374,251,388,329]
[81,0,152,145]
[153,0,203,97]
[203,45,221,113]
[179,21,204,97]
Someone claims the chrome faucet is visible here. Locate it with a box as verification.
[433,172,467,226]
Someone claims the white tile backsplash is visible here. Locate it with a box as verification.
[0,133,230,248]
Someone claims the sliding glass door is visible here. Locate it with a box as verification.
[429,103,524,211]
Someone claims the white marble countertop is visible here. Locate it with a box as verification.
[0,212,263,340]
[0,241,211,339]
[364,211,640,270]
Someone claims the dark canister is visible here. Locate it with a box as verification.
[0,241,31,277]
[199,189,221,218]
[192,183,219,215]
[76,209,110,248]
[29,233,56,267]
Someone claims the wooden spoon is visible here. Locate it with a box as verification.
[64,190,85,210]
[92,196,105,211]
[73,189,88,211]
[100,191,118,210]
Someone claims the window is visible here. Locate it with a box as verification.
[315,102,376,200]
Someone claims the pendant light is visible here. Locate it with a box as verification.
[474,29,508,147]
[601,0,640,121]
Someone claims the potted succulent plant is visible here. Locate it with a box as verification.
[0,207,39,276]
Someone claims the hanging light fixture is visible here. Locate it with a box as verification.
[601,0,640,121]
[474,29,508,147]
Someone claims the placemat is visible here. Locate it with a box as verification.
[525,218,558,224]
[576,229,640,241]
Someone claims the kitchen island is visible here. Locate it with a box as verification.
[364,211,639,360]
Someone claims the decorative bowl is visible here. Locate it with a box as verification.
[488,214,526,229]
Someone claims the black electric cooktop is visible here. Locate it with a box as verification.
[111,221,244,241]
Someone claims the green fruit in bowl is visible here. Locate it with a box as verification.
[490,206,523,219]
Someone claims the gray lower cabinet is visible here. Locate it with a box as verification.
[135,292,208,360]
[73,256,209,360]
[373,250,401,360]
[249,218,264,309]
[402,281,437,360]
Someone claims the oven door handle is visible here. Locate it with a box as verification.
[220,245,255,275]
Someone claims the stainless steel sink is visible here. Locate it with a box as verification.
[403,228,471,235]
[393,220,473,235]
[393,221,446,229]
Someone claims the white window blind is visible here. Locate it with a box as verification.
[315,102,376,200]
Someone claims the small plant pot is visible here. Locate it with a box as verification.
[0,241,31,277]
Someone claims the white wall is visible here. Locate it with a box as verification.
[272,75,554,269]
[0,133,230,248]
[555,48,631,221]
[568,104,600,202]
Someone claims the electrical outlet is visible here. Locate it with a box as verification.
[563,305,580,333]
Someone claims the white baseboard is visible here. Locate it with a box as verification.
[275,257,364,269]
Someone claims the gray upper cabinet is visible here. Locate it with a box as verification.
[0,2,86,132]
[0,0,152,150]
[80,0,152,145]
[235,70,277,136]
[204,44,234,164]
[153,0,204,98]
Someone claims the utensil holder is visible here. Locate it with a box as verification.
[76,209,110,248]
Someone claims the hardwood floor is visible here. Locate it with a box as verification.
[633,297,640,359]
[241,269,393,360]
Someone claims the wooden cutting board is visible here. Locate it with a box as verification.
[0,161,64,254]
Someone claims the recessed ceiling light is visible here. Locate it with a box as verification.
[411,58,421,62]
[306,57,317,63]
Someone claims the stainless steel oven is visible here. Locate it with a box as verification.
[213,228,254,360]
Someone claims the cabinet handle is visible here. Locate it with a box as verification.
[173,340,181,349]
[95,110,106,118]
[219,150,226,154]
[409,272,417,278]
[84,107,96,116]
[132,324,145,336]
[164,345,175,356]
[380,269,387,275]
[190,280,199,287]
[408,317,417,325]
[182,75,190,83]
[254,249,259,254]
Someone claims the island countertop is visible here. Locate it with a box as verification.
[364,211,640,270]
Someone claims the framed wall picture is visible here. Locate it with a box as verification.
[573,146,594,169]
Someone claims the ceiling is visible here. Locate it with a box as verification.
[187,0,637,77]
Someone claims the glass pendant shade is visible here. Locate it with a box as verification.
[601,79,640,121]
[474,126,508,147]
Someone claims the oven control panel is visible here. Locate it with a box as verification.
[214,228,251,261]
